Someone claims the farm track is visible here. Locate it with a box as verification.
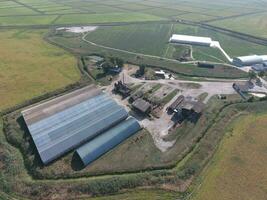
[201,10,267,23]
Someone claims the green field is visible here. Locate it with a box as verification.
[0,15,58,26]
[191,114,267,200]
[210,12,267,38]
[0,7,37,16]
[0,0,265,27]
[55,13,164,24]
[0,29,80,110]
[85,24,172,56]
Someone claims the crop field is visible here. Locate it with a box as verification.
[209,12,267,39]
[191,113,267,200]
[0,0,265,27]
[0,29,80,110]
[85,24,172,57]
[55,13,164,25]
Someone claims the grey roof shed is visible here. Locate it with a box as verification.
[22,86,128,164]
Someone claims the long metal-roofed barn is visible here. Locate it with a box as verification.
[22,85,128,164]
[76,117,141,166]
[232,55,267,67]
[169,34,213,47]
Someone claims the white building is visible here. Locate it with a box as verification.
[169,34,213,47]
[232,55,267,67]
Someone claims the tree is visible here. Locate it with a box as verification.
[248,70,257,80]
[115,58,124,68]
[258,71,265,78]
[138,65,146,76]
[107,57,124,68]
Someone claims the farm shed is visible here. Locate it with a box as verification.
[132,98,152,114]
[168,95,185,113]
[21,85,128,165]
[232,55,267,67]
[169,34,213,47]
[76,117,141,166]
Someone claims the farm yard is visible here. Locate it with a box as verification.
[1,0,267,199]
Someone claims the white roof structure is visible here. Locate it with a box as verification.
[232,55,267,67]
[169,34,213,47]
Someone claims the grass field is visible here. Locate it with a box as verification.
[191,113,267,200]
[85,24,172,56]
[0,29,80,110]
[210,12,267,38]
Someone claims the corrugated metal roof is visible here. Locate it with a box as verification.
[169,34,212,46]
[22,88,128,164]
[76,117,141,166]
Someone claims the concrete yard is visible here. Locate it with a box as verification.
[103,65,267,152]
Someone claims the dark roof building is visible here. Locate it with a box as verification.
[22,85,128,164]
[168,95,205,114]
[114,81,131,97]
[132,98,151,113]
